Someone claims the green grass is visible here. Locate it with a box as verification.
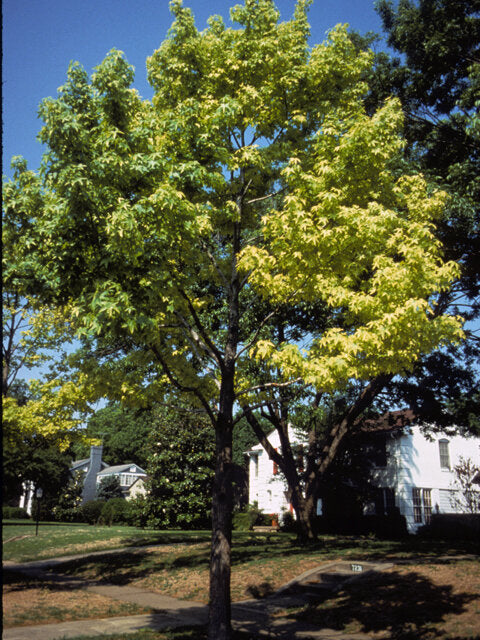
[3,519,479,564]
[2,520,212,562]
[3,523,479,639]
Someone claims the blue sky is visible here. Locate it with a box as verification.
[3,0,385,177]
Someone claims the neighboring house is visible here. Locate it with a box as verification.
[246,420,480,534]
[70,445,147,502]
[19,444,109,514]
[96,463,147,498]
[18,445,147,513]
[126,476,148,500]
[71,445,109,503]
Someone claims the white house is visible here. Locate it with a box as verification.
[246,422,480,533]
[247,424,303,517]
[96,463,147,497]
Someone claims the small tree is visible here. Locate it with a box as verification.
[450,457,480,515]
[52,471,85,522]
[97,475,124,500]
[143,407,215,530]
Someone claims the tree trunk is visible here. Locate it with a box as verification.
[209,415,233,640]
[208,213,241,640]
[289,481,317,542]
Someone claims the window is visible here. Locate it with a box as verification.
[439,439,450,469]
[412,488,432,524]
[412,488,422,523]
[253,454,259,478]
[119,473,135,486]
[423,489,432,524]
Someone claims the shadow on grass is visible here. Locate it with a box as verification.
[25,533,478,588]
[289,568,478,640]
[50,535,318,585]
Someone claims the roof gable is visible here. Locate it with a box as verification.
[97,463,147,476]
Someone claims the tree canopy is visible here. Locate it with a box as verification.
[369,0,480,429]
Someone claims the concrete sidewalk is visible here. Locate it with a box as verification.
[3,554,383,640]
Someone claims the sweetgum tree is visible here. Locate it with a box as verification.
[3,1,463,637]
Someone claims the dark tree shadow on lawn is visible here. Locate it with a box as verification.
[50,546,212,585]
[291,569,478,639]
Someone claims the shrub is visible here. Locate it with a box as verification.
[125,496,149,528]
[80,499,105,524]
[233,503,264,531]
[419,513,480,540]
[280,510,297,533]
[52,505,83,523]
[2,506,30,520]
[100,498,129,526]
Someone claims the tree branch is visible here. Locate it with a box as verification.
[149,343,216,424]
[178,289,224,368]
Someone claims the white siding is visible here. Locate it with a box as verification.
[364,427,480,532]
[247,424,480,533]
[247,426,301,516]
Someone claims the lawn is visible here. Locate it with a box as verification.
[2,520,211,562]
[3,521,480,639]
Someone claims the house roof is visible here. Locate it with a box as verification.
[97,464,147,476]
[71,458,109,471]
[357,409,416,433]
[71,458,89,468]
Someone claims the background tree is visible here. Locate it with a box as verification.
[3,432,72,516]
[369,0,480,430]
[74,402,152,468]
[52,471,85,522]
[2,1,464,636]
[97,475,124,500]
[142,406,215,529]
[2,287,92,453]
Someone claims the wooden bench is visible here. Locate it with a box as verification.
[252,525,280,533]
